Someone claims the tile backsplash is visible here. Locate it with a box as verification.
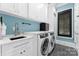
[0,13,40,35]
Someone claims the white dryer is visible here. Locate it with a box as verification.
[48,32,55,54]
[37,33,50,56]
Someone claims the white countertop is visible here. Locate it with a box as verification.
[23,31,54,35]
[0,34,34,45]
[0,31,54,45]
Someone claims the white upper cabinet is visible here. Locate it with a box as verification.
[0,3,55,25]
[47,4,56,31]
[0,3,16,14]
[29,3,48,22]
[0,3,28,18]
[14,3,28,18]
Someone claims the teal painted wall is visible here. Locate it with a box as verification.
[56,3,74,43]
[0,13,40,35]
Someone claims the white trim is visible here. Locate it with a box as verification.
[56,3,68,8]
[55,39,76,48]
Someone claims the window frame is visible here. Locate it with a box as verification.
[58,9,72,37]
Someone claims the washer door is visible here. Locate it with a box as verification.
[41,38,49,56]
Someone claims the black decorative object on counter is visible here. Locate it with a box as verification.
[40,23,49,31]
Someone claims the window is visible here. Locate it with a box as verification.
[58,9,72,37]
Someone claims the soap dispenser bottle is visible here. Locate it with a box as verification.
[0,17,2,36]
[0,16,6,36]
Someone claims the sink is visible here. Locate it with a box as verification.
[10,36,26,40]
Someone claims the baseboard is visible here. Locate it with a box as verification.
[55,40,76,48]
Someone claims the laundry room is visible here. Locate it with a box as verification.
[0,0,79,56]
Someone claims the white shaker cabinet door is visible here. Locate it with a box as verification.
[12,42,33,56]
[14,3,28,18]
[32,35,37,56]
[0,3,15,14]
[23,42,33,56]
[29,3,48,22]
[0,3,28,18]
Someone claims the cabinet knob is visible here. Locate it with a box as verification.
[20,52,23,54]
[75,32,79,35]
[23,50,26,52]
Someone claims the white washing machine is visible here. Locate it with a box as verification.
[48,32,55,54]
[37,33,50,56]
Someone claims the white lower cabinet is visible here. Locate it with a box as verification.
[1,36,37,56]
[32,35,37,56]
[2,42,33,56]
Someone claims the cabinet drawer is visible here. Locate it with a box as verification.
[2,38,32,51]
[13,42,32,56]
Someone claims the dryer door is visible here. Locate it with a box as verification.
[41,38,49,56]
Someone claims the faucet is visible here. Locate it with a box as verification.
[14,23,20,36]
